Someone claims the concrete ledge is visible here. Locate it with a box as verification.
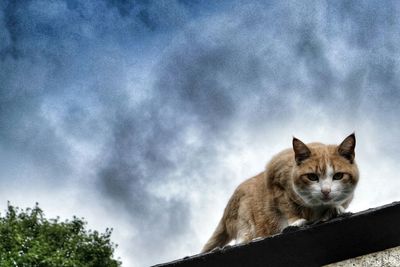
[325,246,400,266]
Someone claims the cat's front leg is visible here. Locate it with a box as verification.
[321,205,346,222]
[282,217,308,233]
[335,205,346,215]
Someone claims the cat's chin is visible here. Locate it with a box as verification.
[295,194,334,207]
[321,196,333,202]
[305,193,351,207]
[305,197,341,207]
[318,201,337,207]
[309,202,335,208]
[317,194,353,207]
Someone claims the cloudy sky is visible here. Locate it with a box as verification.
[1,0,400,266]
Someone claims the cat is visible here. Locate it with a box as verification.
[202,134,359,253]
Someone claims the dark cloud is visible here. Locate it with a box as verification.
[2,0,400,266]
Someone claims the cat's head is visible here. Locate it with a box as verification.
[291,134,359,207]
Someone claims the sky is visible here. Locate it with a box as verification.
[1,1,400,266]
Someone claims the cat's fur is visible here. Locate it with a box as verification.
[202,134,359,253]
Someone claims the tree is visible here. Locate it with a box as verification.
[0,203,121,267]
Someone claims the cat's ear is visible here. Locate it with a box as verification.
[338,133,356,163]
[293,137,311,165]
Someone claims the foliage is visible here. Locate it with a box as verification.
[0,203,121,267]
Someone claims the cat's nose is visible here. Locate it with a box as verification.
[321,188,331,196]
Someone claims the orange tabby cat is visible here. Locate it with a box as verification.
[202,134,359,253]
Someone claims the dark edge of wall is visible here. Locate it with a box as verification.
[153,202,400,267]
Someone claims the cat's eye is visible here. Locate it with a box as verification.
[333,172,344,180]
[306,173,319,181]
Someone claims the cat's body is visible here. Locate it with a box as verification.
[202,134,359,253]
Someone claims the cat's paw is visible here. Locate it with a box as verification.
[320,206,347,222]
[289,218,308,227]
[282,225,300,233]
[335,206,346,215]
[251,237,264,242]
[221,245,232,250]
[210,246,222,253]
[337,211,353,218]
[283,218,308,233]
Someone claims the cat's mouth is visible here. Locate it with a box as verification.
[321,195,333,202]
